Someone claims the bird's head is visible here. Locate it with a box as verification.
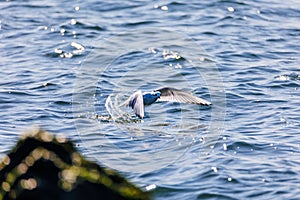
[150,91,161,98]
[143,91,161,105]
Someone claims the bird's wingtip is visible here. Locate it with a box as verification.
[135,112,144,119]
[203,101,212,106]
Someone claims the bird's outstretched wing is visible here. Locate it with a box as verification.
[122,90,145,118]
[156,87,211,105]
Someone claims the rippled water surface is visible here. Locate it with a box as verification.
[1,0,300,199]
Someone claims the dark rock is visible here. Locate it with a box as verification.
[0,129,150,200]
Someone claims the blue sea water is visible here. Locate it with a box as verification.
[1,0,300,199]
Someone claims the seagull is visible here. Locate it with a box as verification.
[122,87,211,119]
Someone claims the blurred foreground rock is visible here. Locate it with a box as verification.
[0,129,150,200]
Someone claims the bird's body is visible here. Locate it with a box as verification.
[123,87,211,119]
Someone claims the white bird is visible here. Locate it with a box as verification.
[123,87,211,119]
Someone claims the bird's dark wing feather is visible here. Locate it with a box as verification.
[122,90,144,118]
[156,87,211,105]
